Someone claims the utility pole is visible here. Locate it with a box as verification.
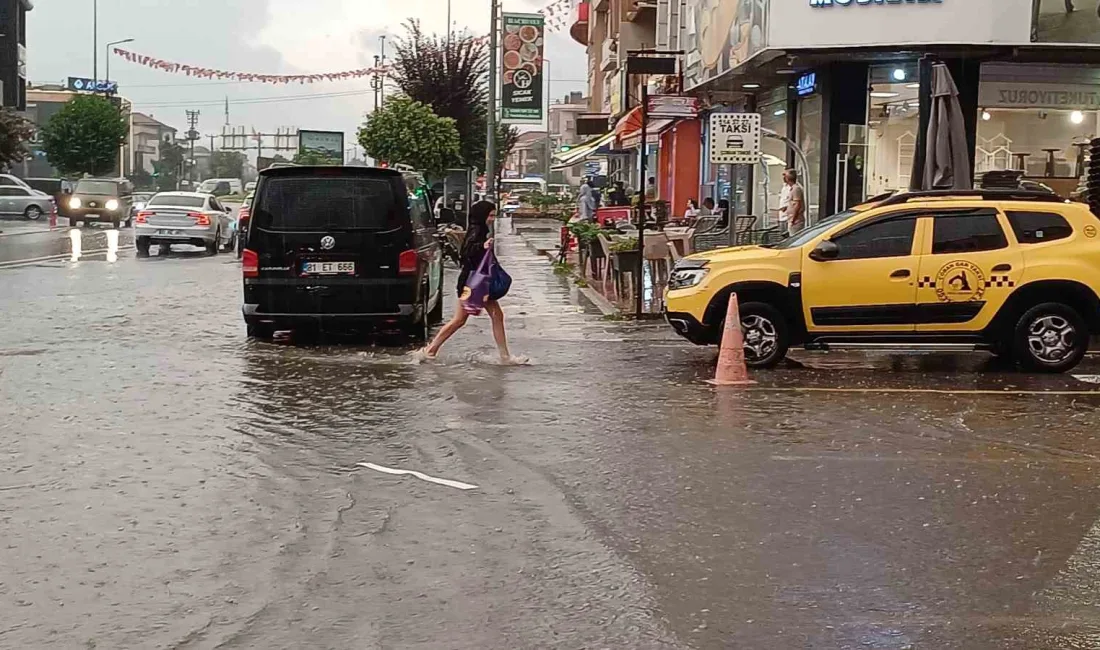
[544,59,552,186]
[185,110,200,186]
[92,0,98,80]
[486,0,499,201]
[372,55,381,112]
[224,96,230,126]
[378,36,387,107]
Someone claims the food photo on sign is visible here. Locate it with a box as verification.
[502,14,545,124]
[687,0,768,87]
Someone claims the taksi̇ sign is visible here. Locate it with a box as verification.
[709,113,761,164]
[810,0,942,6]
[501,13,546,125]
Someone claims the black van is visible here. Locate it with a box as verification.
[241,166,445,340]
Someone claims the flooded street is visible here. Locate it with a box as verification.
[4,225,1100,649]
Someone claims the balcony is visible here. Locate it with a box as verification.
[570,1,590,46]
[625,0,657,22]
[600,38,618,73]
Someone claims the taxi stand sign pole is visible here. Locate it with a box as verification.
[708,112,762,246]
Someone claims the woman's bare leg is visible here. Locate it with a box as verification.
[484,300,512,361]
[426,301,469,356]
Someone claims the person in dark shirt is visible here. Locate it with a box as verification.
[421,200,525,364]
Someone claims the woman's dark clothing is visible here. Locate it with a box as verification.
[456,200,495,297]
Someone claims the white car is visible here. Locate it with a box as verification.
[502,198,522,214]
[133,192,234,257]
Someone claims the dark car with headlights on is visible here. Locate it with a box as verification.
[68,178,134,228]
[240,166,444,341]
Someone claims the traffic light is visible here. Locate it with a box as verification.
[559,145,572,152]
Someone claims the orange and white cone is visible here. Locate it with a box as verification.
[707,292,757,387]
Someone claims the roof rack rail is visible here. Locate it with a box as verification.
[876,189,1066,207]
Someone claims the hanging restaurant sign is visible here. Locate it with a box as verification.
[501,13,546,125]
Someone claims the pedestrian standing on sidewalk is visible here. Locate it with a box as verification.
[784,169,806,236]
[420,201,525,364]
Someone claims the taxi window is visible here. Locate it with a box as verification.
[833,217,916,260]
[1006,211,1073,244]
[932,211,1007,254]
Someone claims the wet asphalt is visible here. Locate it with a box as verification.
[3,221,1100,649]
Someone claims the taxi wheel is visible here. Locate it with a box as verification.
[722,301,789,369]
[1012,302,1088,373]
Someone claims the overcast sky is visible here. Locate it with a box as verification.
[28,0,587,153]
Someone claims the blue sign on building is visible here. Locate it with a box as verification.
[796,72,817,97]
[810,0,942,6]
[66,77,119,94]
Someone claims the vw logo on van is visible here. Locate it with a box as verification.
[320,236,336,250]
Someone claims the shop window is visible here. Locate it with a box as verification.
[931,212,1007,254]
[865,64,919,199]
[797,94,823,224]
[1005,210,1073,244]
[758,97,788,226]
[834,217,915,260]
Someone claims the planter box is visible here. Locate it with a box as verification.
[611,249,639,272]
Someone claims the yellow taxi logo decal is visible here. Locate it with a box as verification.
[935,260,986,303]
[1085,224,1098,238]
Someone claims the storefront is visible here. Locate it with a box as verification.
[680,0,1100,225]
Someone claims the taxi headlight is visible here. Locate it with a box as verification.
[105,199,119,211]
[669,268,708,290]
[69,197,82,209]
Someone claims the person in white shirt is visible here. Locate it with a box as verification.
[777,182,791,230]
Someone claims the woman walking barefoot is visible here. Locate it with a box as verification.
[421,201,525,364]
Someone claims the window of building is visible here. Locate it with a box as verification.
[834,217,916,260]
[931,212,1008,254]
[1005,210,1074,244]
[797,94,823,224]
[758,88,789,227]
[865,64,919,199]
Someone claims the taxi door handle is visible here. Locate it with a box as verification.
[890,269,911,278]
[992,264,1012,272]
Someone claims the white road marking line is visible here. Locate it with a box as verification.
[357,462,478,491]
[69,228,82,262]
[1039,518,1100,607]
[1073,374,1100,384]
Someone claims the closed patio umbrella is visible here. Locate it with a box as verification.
[920,62,972,190]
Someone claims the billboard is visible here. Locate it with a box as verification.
[501,13,545,125]
[684,0,769,90]
[1032,0,1100,44]
[67,77,118,94]
[298,130,344,164]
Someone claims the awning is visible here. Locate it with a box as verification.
[551,131,616,170]
[619,119,673,149]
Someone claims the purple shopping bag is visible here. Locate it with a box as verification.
[460,249,496,315]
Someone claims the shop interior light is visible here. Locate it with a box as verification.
[773,108,787,116]
[906,83,920,89]
[742,83,761,89]
[982,110,992,121]
[1071,110,1086,125]
[892,68,907,81]
[869,92,900,98]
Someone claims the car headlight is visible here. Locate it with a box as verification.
[106,199,119,211]
[69,197,81,209]
[669,268,709,290]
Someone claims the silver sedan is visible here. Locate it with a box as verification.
[133,192,234,257]
[0,185,55,221]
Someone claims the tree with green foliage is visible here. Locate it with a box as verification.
[0,108,35,171]
[40,95,128,176]
[154,138,185,191]
[209,150,246,178]
[293,148,339,166]
[357,96,461,176]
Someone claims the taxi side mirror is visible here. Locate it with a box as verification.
[809,240,839,262]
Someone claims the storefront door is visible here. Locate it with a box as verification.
[834,125,868,213]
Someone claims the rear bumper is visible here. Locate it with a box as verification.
[243,303,416,326]
[135,224,217,244]
[665,311,718,346]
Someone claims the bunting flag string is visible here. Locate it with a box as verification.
[112,48,390,84]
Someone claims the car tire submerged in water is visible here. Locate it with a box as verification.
[136,237,151,257]
[247,322,274,340]
[1012,302,1088,373]
[718,301,790,369]
[206,230,220,256]
[428,274,444,325]
[24,205,42,221]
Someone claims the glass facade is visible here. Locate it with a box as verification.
[758,88,789,226]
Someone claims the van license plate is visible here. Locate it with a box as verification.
[302,261,355,275]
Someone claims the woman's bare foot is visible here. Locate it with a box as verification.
[412,347,438,362]
[499,354,529,366]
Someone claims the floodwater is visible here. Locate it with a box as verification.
[3,224,1100,648]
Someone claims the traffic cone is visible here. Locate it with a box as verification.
[707,292,757,387]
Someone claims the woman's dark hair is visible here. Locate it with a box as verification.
[688,199,698,209]
[461,200,496,263]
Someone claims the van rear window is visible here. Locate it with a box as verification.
[253,176,400,230]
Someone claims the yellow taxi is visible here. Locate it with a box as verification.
[665,190,1100,373]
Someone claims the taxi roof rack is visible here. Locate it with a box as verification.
[876,189,1066,207]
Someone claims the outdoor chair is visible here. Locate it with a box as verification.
[644,232,673,310]
[691,215,730,252]
[598,234,618,300]
[732,215,758,245]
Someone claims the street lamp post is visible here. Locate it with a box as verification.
[486,0,499,202]
[105,38,134,88]
[92,0,98,80]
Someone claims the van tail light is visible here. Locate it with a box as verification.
[135,210,153,224]
[242,249,259,278]
[189,212,210,226]
[398,249,419,274]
